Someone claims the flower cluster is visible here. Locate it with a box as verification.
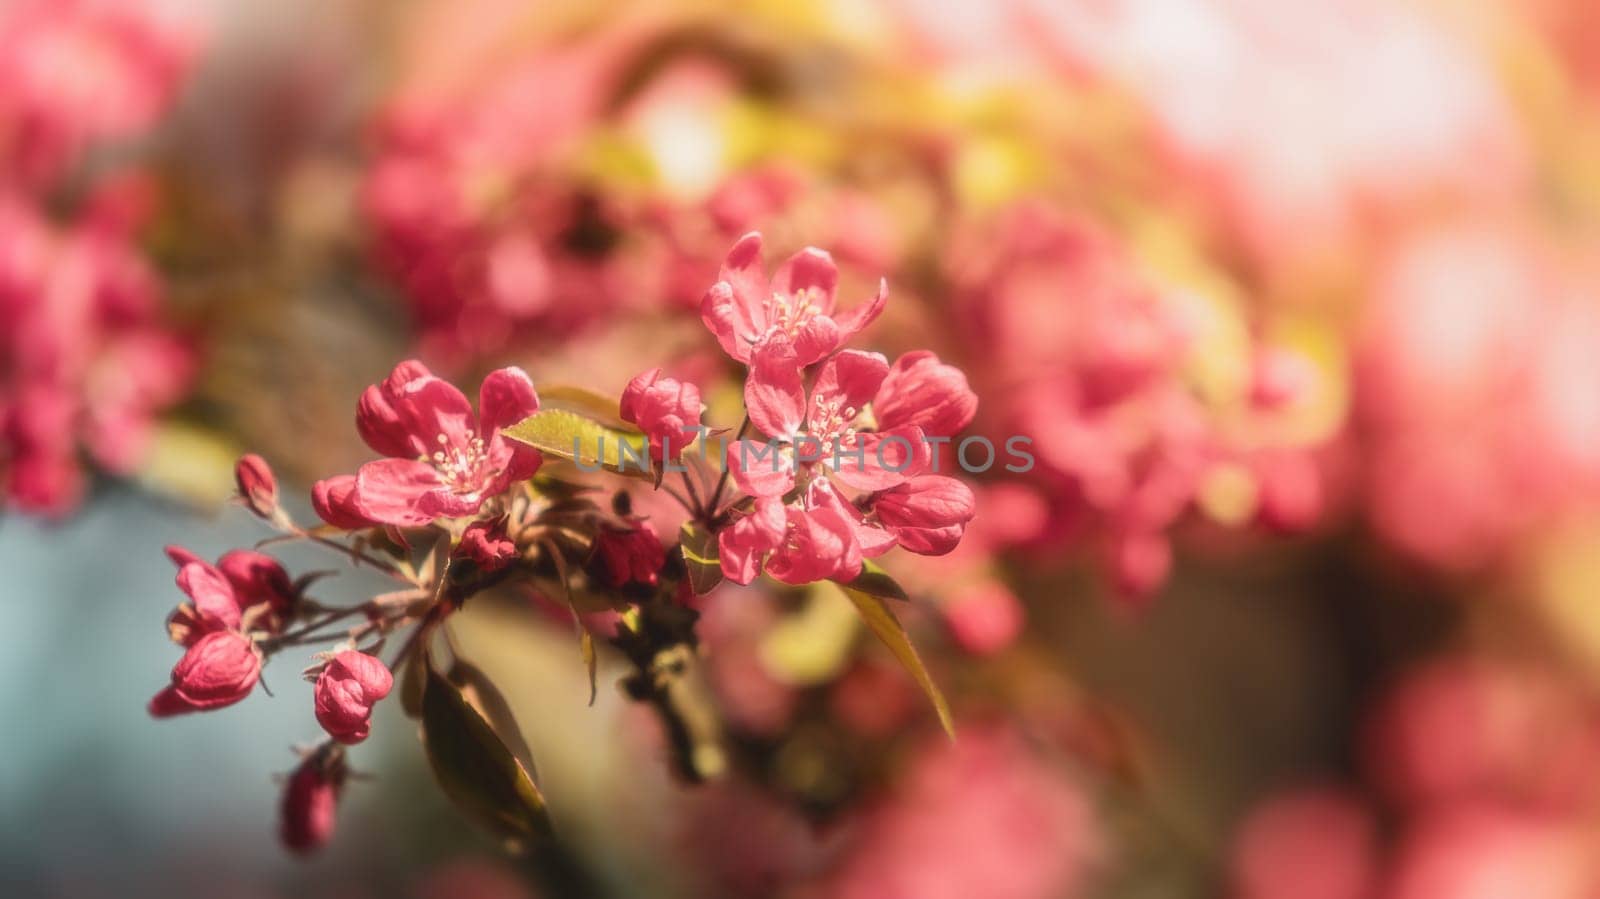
[707,233,977,586]
[0,0,198,517]
[148,233,981,855]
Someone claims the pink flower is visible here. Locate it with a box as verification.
[720,481,894,586]
[345,361,542,527]
[870,476,977,556]
[734,340,928,496]
[717,496,787,585]
[311,474,374,530]
[234,453,278,520]
[148,630,261,717]
[454,518,518,573]
[596,519,667,587]
[280,747,346,855]
[313,651,395,745]
[620,367,703,464]
[700,232,887,365]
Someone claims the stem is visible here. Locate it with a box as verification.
[703,416,749,521]
[679,468,705,518]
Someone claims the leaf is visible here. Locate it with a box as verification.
[843,559,910,602]
[837,583,955,739]
[420,651,553,851]
[399,650,427,718]
[503,409,653,481]
[536,383,630,429]
[678,521,724,595]
[448,660,539,780]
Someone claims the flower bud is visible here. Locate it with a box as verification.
[149,630,261,716]
[280,745,346,855]
[871,475,976,555]
[595,519,666,587]
[234,453,278,519]
[453,518,517,573]
[620,368,703,464]
[313,651,394,744]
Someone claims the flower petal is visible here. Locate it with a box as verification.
[727,439,797,498]
[392,375,477,451]
[478,366,540,435]
[356,360,433,457]
[828,425,929,492]
[790,314,842,367]
[176,560,242,631]
[352,458,444,527]
[718,232,770,332]
[814,350,889,416]
[772,247,839,315]
[744,337,806,439]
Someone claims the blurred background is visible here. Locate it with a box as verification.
[4,0,1600,896]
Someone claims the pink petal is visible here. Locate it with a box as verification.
[356,361,433,457]
[392,375,476,453]
[814,350,889,416]
[744,338,806,439]
[873,475,976,555]
[828,425,929,492]
[718,232,771,333]
[701,282,755,362]
[478,366,540,435]
[765,502,858,585]
[312,475,375,529]
[772,247,839,315]
[176,560,242,630]
[727,439,797,498]
[789,315,843,366]
[810,480,897,558]
[718,497,786,584]
[352,458,444,527]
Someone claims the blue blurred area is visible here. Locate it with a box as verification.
[0,488,410,897]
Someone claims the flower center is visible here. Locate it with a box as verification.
[768,286,823,339]
[428,431,488,493]
[809,394,860,450]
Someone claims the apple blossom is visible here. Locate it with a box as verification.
[341,361,543,526]
[701,231,886,366]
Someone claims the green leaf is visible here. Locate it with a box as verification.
[679,521,724,596]
[399,651,427,718]
[420,651,553,851]
[503,409,653,481]
[535,383,630,429]
[843,559,910,602]
[837,583,955,739]
[447,660,539,780]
